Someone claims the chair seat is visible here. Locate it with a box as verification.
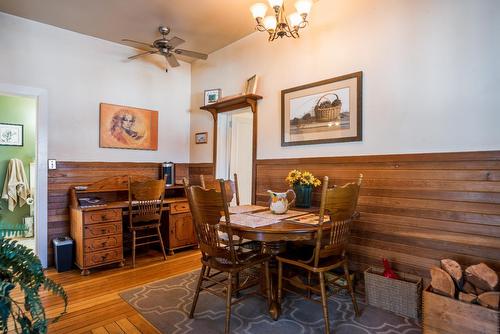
[203,251,271,273]
[129,221,160,231]
[277,246,345,273]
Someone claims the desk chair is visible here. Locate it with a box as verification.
[127,176,168,268]
[184,180,271,334]
[277,174,363,334]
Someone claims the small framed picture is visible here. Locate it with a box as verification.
[204,89,221,105]
[195,132,208,144]
[245,75,258,94]
[0,123,23,146]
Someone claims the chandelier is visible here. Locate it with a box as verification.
[250,0,313,42]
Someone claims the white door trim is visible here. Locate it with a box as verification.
[0,83,49,267]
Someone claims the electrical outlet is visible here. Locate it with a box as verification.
[48,159,57,170]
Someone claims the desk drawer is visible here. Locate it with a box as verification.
[84,221,122,238]
[84,209,122,224]
[84,234,122,253]
[170,201,190,214]
[84,247,122,267]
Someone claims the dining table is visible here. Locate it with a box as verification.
[225,204,331,320]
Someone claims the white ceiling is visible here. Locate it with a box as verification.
[0,0,265,61]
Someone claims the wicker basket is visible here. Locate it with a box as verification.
[314,93,342,122]
[364,267,422,320]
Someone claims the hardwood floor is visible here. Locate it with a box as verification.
[41,249,201,334]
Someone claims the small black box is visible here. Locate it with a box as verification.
[52,237,73,272]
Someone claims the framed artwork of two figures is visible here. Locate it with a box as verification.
[281,72,362,146]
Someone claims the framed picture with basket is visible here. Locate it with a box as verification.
[281,72,362,146]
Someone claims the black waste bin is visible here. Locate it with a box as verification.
[52,237,73,272]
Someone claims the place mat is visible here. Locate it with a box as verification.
[225,213,279,228]
[287,213,331,226]
[247,209,308,220]
[228,205,267,214]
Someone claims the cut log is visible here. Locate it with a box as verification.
[462,281,477,294]
[478,292,500,310]
[465,263,499,291]
[458,292,477,304]
[441,259,463,289]
[430,266,455,298]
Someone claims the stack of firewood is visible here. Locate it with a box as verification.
[430,259,499,310]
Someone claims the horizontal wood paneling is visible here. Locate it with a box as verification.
[46,161,210,266]
[255,151,500,280]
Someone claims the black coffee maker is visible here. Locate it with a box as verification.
[161,162,175,186]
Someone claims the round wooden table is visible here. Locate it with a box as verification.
[227,206,329,320]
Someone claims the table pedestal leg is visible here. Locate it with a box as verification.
[262,241,286,321]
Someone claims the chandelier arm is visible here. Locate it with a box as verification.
[256,24,268,32]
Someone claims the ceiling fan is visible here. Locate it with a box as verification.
[122,26,208,72]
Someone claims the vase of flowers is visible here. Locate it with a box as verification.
[285,170,321,208]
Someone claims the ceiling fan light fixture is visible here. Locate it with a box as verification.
[123,25,208,73]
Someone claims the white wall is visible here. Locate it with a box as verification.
[0,12,191,163]
[190,0,500,162]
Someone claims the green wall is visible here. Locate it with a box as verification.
[0,95,36,227]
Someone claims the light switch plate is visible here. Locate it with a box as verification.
[48,159,57,170]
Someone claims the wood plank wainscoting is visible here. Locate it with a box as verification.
[255,151,500,281]
[47,161,214,266]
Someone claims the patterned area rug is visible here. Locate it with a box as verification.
[120,270,421,333]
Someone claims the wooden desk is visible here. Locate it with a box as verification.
[69,176,197,275]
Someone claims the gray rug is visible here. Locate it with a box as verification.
[120,270,421,333]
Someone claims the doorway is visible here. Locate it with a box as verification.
[0,94,37,251]
[216,108,253,204]
[0,83,48,267]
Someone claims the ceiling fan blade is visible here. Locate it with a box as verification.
[122,39,154,48]
[174,49,208,60]
[128,50,158,60]
[167,36,185,48]
[165,53,180,67]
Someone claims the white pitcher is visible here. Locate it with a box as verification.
[268,189,296,214]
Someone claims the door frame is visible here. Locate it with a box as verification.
[0,83,49,267]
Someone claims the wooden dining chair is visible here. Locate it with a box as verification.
[277,174,363,334]
[184,180,272,334]
[127,176,168,268]
[200,173,240,205]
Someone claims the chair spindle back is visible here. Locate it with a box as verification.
[184,179,238,263]
[314,174,363,267]
[128,177,166,227]
[200,174,240,205]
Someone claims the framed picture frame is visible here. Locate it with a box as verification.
[204,89,221,105]
[195,132,208,144]
[0,123,23,146]
[99,103,158,150]
[245,75,258,94]
[281,72,362,146]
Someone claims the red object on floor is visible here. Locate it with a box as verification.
[382,258,399,279]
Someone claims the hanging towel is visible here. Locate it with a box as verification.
[1,159,30,211]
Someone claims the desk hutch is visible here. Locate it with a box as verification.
[69,175,196,275]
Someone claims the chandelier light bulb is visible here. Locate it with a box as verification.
[250,3,268,19]
[263,15,277,31]
[289,12,302,28]
[268,0,284,9]
[295,0,312,15]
